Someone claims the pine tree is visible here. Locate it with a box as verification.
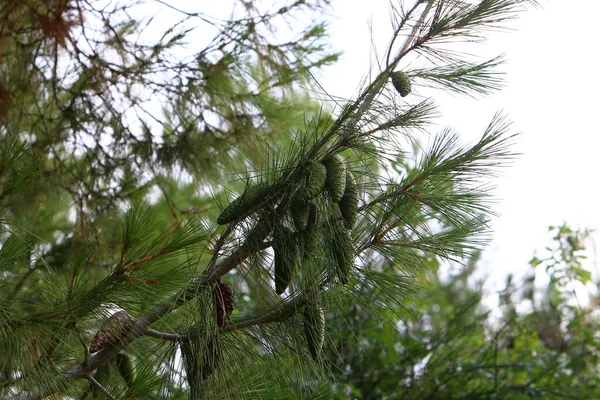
[0,1,538,398]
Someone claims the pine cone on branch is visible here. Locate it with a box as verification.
[213,281,235,327]
[89,311,135,353]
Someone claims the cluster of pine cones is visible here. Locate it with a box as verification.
[213,69,409,357]
[216,153,360,358]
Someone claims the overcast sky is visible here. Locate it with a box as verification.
[317,0,600,296]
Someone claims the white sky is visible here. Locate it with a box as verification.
[320,0,600,295]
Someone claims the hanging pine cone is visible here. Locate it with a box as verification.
[200,337,222,380]
[323,155,346,202]
[274,249,292,295]
[339,171,359,229]
[181,334,223,391]
[274,228,298,295]
[331,212,354,284]
[91,362,111,397]
[302,202,321,259]
[217,184,266,225]
[90,311,135,353]
[303,302,325,360]
[299,162,327,202]
[246,211,275,247]
[390,71,411,97]
[213,281,235,327]
[291,199,310,231]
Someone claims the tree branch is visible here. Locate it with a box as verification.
[142,296,304,342]
[64,238,273,379]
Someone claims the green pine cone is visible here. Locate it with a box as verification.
[303,303,325,360]
[339,171,359,230]
[390,71,411,97]
[302,203,321,258]
[274,229,298,295]
[246,213,274,247]
[323,155,346,202]
[291,199,310,231]
[299,162,327,202]
[217,184,265,225]
[115,353,135,387]
[331,216,354,284]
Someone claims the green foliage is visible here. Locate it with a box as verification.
[0,0,542,398]
[327,226,600,399]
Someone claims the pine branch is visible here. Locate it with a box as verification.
[0,1,538,396]
[412,56,505,96]
[362,99,437,136]
[63,104,515,391]
[327,0,435,138]
[64,237,274,380]
[143,297,304,342]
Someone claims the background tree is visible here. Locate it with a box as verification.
[327,224,600,399]
[1,0,539,398]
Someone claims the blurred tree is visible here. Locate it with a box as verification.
[328,225,600,399]
[0,0,539,398]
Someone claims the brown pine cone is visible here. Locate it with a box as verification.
[213,281,235,327]
[89,310,135,353]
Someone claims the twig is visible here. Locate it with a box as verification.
[143,297,304,342]
[86,374,116,400]
[340,0,435,135]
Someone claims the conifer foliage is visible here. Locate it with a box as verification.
[0,0,537,398]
